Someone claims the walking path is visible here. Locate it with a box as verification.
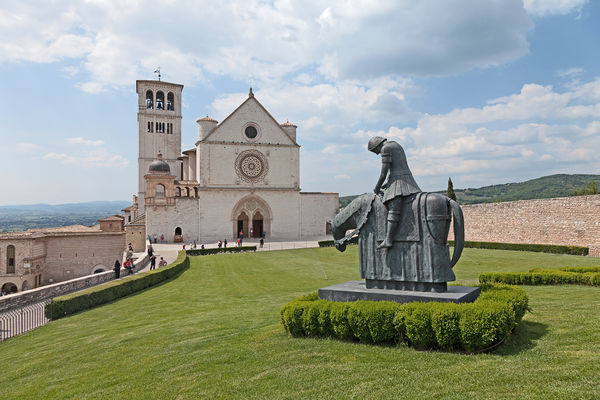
[139,238,329,272]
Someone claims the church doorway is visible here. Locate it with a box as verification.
[237,212,249,238]
[174,227,183,242]
[252,211,264,238]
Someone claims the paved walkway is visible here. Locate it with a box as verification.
[138,238,329,271]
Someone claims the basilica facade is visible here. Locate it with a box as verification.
[128,80,338,245]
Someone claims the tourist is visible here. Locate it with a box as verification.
[153,233,157,244]
[182,243,186,250]
[124,259,134,275]
[260,238,264,248]
[193,240,197,249]
[218,240,222,248]
[113,260,121,278]
[150,254,156,270]
[148,244,154,258]
[201,244,205,249]
[158,257,167,267]
[236,238,241,247]
[161,234,164,243]
[223,239,227,248]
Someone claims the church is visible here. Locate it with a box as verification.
[125,79,338,247]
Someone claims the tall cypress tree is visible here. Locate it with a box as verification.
[447,177,457,201]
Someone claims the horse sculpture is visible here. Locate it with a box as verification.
[331,192,465,293]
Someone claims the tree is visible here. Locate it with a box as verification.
[447,177,457,201]
[570,181,598,196]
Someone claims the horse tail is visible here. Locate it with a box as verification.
[449,199,464,268]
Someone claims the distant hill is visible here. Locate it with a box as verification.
[0,201,131,232]
[339,174,600,208]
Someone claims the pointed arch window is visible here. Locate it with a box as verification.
[146,90,154,109]
[167,92,174,111]
[156,91,164,110]
[6,245,15,274]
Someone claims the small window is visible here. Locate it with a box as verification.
[7,245,15,274]
[146,90,154,109]
[245,125,258,139]
[167,92,174,111]
[156,122,164,133]
[147,121,154,133]
[156,91,164,110]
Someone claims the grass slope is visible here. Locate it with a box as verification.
[1,247,599,399]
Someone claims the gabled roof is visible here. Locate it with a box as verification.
[200,93,298,146]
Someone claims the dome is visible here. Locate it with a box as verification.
[148,153,170,174]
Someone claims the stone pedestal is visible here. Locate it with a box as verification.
[318,280,480,304]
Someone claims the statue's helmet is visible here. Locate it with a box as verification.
[368,136,387,152]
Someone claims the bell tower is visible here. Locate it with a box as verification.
[136,80,183,210]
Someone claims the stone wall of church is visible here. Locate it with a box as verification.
[146,198,199,243]
[450,194,600,255]
[126,224,146,252]
[197,143,299,189]
[43,233,125,284]
[300,193,339,238]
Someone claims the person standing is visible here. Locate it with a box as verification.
[114,260,121,279]
[224,239,228,248]
[150,254,156,270]
[161,234,164,243]
[260,238,264,248]
[153,233,157,244]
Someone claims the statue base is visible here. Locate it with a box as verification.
[365,279,447,292]
[318,280,480,304]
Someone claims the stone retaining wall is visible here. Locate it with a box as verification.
[0,251,149,313]
[451,194,600,255]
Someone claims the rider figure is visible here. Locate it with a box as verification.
[368,136,421,248]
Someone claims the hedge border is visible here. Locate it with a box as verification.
[280,284,528,353]
[479,268,600,286]
[45,251,189,320]
[447,240,588,256]
[559,266,600,273]
[186,246,257,256]
[318,237,358,247]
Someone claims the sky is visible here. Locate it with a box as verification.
[1,0,599,205]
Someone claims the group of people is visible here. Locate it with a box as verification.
[113,243,167,279]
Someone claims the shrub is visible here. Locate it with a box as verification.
[45,251,189,320]
[318,237,358,247]
[448,240,588,256]
[479,270,600,287]
[559,266,600,273]
[280,284,528,352]
[186,246,256,256]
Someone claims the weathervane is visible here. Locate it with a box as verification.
[154,67,161,81]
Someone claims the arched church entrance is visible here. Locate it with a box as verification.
[231,195,272,239]
[174,227,183,242]
[237,212,249,238]
[252,211,263,238]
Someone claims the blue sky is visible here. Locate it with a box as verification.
[1,0,598,205]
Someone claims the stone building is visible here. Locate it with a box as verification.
[0,217,125,294]
[130,80,338,244]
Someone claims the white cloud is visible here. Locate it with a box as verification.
[0,0,537,92]
[523,0,588,16]
[334,174,351,180]
[67,137,105,146]
[43,148,129,168]
[14,142,42,153]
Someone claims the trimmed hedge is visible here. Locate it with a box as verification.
[186,246,257,256]
[45,251,189,320]
[479,268,600,286]
[448,240,588,256]
[318,237,358,247]
[559,266,600,273]
[280,284,528,352]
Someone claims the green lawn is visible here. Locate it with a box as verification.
[1,247,599,399]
